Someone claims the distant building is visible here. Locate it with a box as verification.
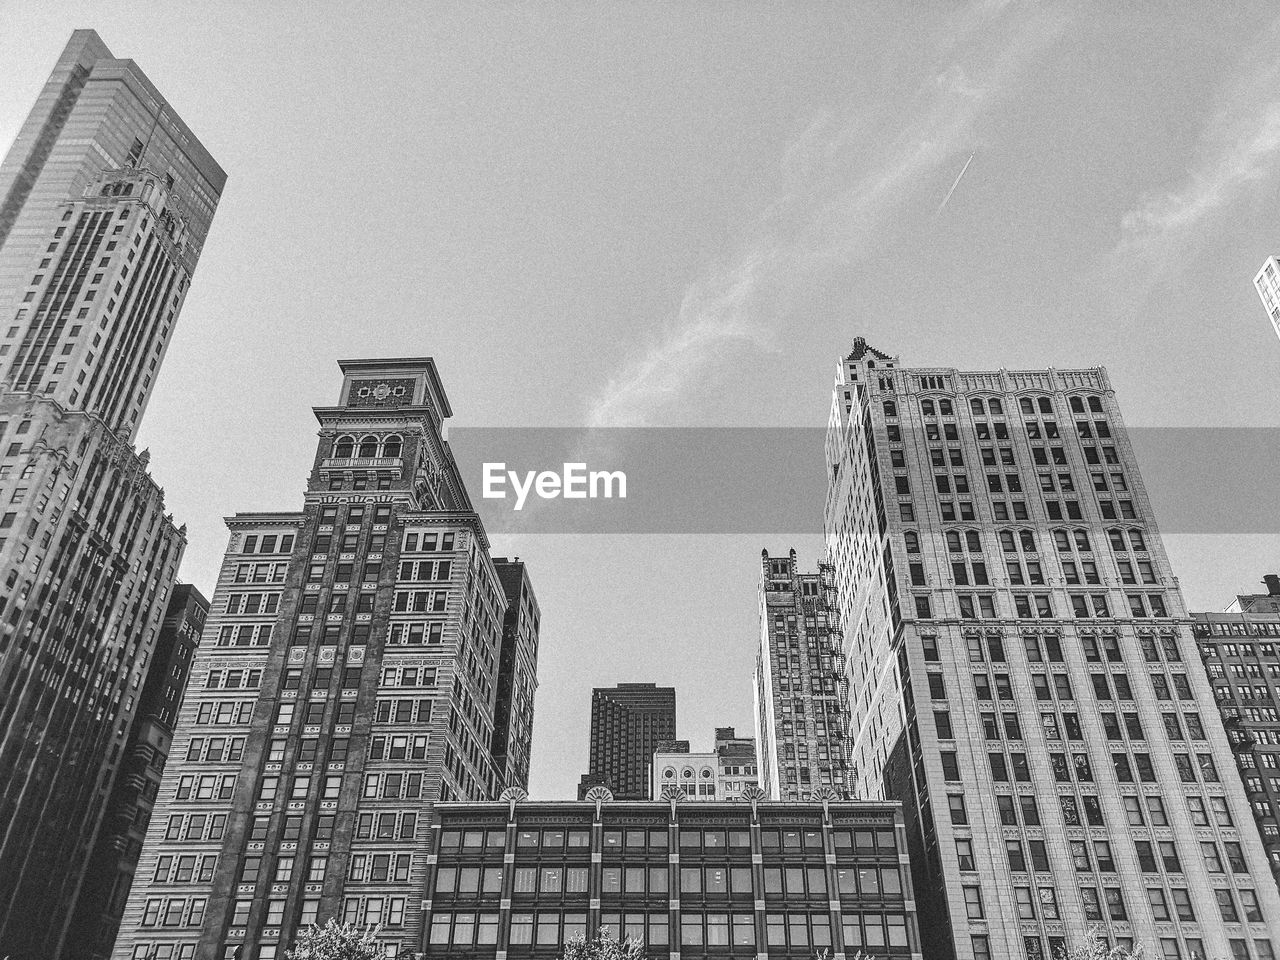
[491,558,540,791]
[1192,574,1280,888]
[69,584,209,959]
[423,791,921,958]
[651,727,759,801]
[1254,257,1280,343]
[0,30,225,960]
[578,683,676,800]
[755,550,854,800]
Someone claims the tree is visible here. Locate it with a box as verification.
[285,920,385,960]
[560,931,645,960]
[1058,929,1147,960]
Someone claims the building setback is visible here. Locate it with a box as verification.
[1192,575,1280,889]
[755,550,854,800]
[112,359,539,960]
[70,584,210,959]
[423,790,922,959]
[0,30,224,960]
[578,683,677,801]
[823,337,1280,959]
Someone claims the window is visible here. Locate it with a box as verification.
[963,885,984,919]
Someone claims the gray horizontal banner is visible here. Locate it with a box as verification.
[445,428,1280,535]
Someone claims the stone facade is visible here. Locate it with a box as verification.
[70,584,210,960]
[651,727,759,802]
[755,550,854,800]
[1192,578,1280,891]
[0,31,223,958]
[823,338,1280,960]
[0,395,186,958]
[112,359,538,960]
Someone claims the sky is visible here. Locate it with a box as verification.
[3,2,1280,799]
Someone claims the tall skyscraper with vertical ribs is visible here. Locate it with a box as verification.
[0,30,225,960]
[113,359,540,960]
[577,683,677,800]
[755,549,854,800]
[824,337,1280,959]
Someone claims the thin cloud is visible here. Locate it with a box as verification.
[585,1,1066,428]
[1116,17,1280,263]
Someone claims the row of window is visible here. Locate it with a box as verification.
[434,863,903,899]
[238,534,294,556]
[885,395,1106,419]
[330,434,404,460]
[426,910,910,952]
[922,629,1181,665]
[925,667,1194,703]
[971,934,1275,960]
[437,825,896,855]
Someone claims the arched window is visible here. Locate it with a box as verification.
[1074,530,1092,552]
[333,435,355,458]
[965,530,982,552]
[357,435,379,458]
[1129,529,1147,552]
[1108,529,1126,551]
[381,435,403,459]
[1070,396,1085,414]
[921,399,936,416]
[939,399,953,416]
[904,531,920,554]
[946,531,962,552]
[1038,397,1053,414]
[1019,530,1037,553]
[1019,397,1035,415]
[883,400,898,418]
[970,398,985,415]
[988,398,1003,415]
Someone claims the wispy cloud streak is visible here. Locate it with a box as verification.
[1116,16,1280,264]
[586,2,1067,427]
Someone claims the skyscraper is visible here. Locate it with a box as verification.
[578,683,676,800]
[755,550,854,801]
[1192,574,1280,889]
[823,337,1280,959]
[70,584,210,960]
[0,30,224,435]
[0,30,224,960]
[1253,257,1280,344]
[490,557,540,791]
[113,358,540,960]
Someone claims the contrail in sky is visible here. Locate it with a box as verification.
[936,151,976,215]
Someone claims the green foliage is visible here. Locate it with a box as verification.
[560,931,645,960]
[1059,929,1148,960]
[285,920,385,960]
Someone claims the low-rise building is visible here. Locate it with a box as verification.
[1193,575,1280,887]
[651,728,759,801]
[423,789,921,959]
